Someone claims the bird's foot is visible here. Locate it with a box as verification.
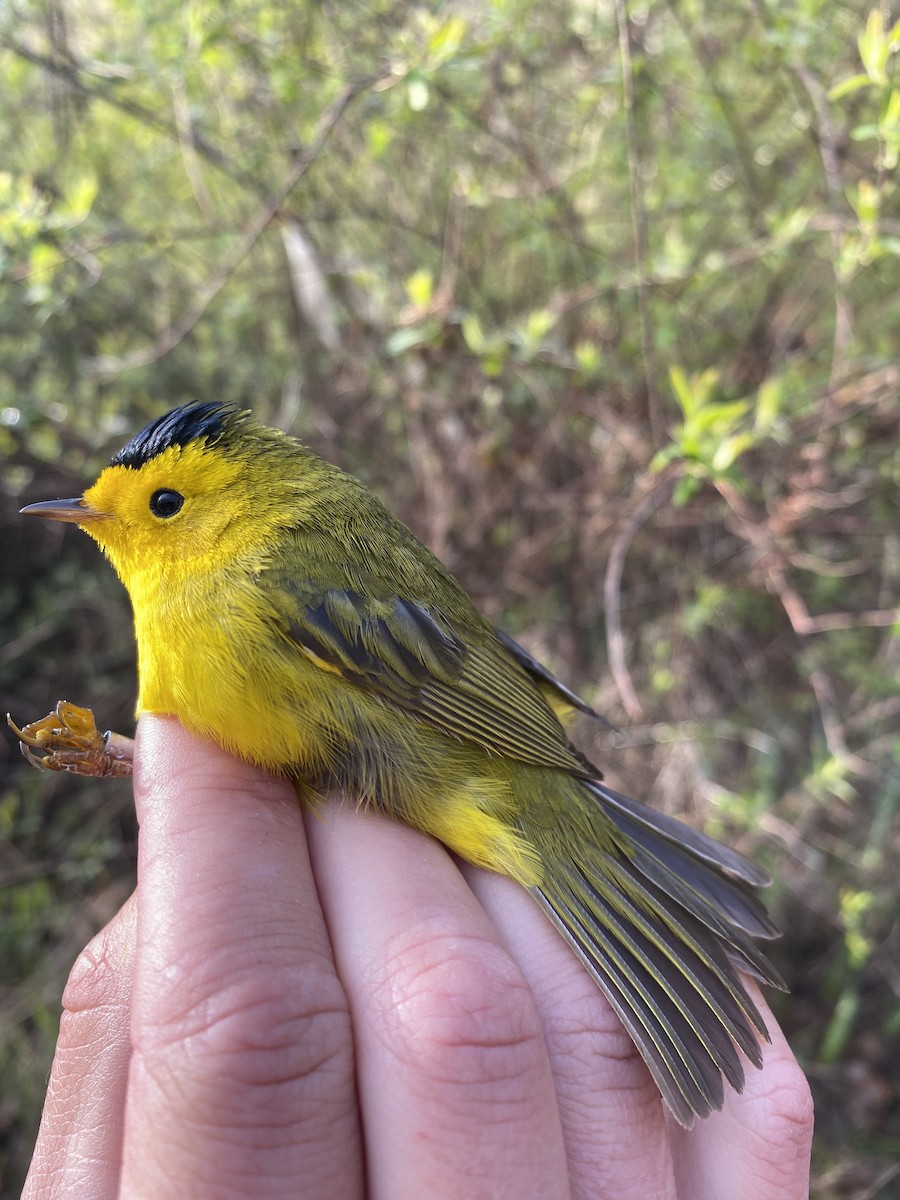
[8,701,134,777]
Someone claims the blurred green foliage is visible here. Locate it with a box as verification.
[1,1,899,1195]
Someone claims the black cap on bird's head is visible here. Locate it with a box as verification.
[20,401,304,533]
[110,401,247,470]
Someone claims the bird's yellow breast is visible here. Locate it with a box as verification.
[131,563,335,777]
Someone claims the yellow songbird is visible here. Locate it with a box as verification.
[11,401,782,1126]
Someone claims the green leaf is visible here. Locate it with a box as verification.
[829,72,874,101]
[711,431,754,472]
[461,312,487,355]
[367,120,394,158]
[668,365,718,417]
[650,443,680,472]
[858,10,889,85]
[574,341,601,378]
[882,87,900,127]
[772,207,813,244]
[405,267,433,309]
[668,365,693,415]
[754,379,782,431]
[688,399,749,435]
[386,322,436,355]
[407,75,429,112]
[673,475,701,505]
[516,307,556,357]
[849,178,881,223]
[850,123,881,142]
[481,350,507,377]
[58,174,98,226]
[427,15,467,63]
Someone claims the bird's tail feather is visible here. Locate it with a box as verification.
[528,779,783,1127]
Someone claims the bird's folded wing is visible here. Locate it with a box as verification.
[258,565,587,775]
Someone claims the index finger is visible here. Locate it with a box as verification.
[120,716,362,1200]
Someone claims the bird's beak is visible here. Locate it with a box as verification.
[20,498,108,524]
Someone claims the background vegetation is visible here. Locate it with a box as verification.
[1,1,898,1194]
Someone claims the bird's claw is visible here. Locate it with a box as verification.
[7,701,134,777]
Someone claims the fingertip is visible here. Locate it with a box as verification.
[133,714,296,825]
[62,891,137,1015]
[670,985,813,1200]
[133,711,184,759]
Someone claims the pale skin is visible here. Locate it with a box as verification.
[23,716,814,1200]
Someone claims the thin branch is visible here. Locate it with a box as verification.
[0,619,59,668]
[86,82,368,379]
[1,36,252,190]
[712,478,897,771]
[171,75,214,219]
[794,64,853,390]
[668,4,766,230]
[604,473,676,720]
[614,0,660,441]
[715,481,897,636]
[802,609,899,635]
[808,667,847,758]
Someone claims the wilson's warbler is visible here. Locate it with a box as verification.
[12,401,783,1126]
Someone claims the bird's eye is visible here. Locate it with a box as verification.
[149,489,185,519]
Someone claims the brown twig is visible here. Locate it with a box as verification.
[802,609,899,635]
[712,477,897,766]
[715,480,897,635]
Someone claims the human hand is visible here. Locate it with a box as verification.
[24,716,813,1199]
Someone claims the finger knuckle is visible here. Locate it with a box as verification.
[135,963,351,1099]
[752,1056,815,1168]
[62,937,122,1017]
[372,924,546,1106]
[59,920,131,1052]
